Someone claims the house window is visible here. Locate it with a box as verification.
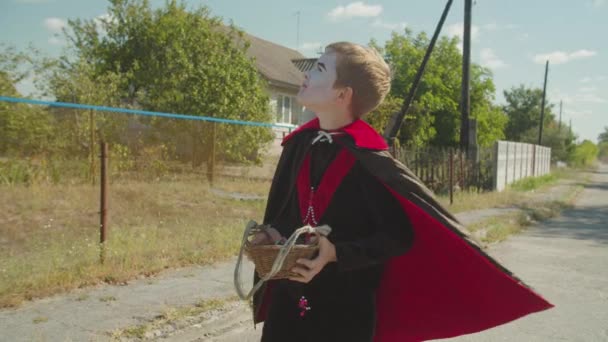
[276,95,293,124]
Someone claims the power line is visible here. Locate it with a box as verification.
[0,96,294,129]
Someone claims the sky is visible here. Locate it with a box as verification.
[1,0,606,142]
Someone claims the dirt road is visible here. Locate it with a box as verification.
[441,166,608,341]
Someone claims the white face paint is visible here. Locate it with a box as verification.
[296,52,340,114]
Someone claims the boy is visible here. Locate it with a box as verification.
[253,42,553,342]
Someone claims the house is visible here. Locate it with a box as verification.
[243,33,318,129]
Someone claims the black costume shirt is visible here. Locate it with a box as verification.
[261,134,414,342]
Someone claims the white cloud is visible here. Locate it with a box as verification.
[480,48,507,69]
[579,77,593,83]
[592,0,605,7]
[328,2,383,21]
[43,17,66,33]
[552,88,606,105]
[371,19,406,31]
[579,86,597,93]
[446,22,480,41]
[533,49,597,65]
[93,13,117,36]
[95,13,115,26]
[300,42,323,51]
[578,76,605,83]
[446,23,480,52]
[570,49,596,59]
[577,93,606,103]
[568,109,593,118]
[47,36,63,45]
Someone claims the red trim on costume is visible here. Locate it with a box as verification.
[282,118,389,151]
[256,149,356,323]
[296,148,357,225]
[373,186,554,342]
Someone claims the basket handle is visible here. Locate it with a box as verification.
[233,221,331,301]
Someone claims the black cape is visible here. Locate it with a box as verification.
[253,118,553,341]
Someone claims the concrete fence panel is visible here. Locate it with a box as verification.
[493,140,552,192]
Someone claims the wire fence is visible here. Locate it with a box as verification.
[0,97,284,307]
[395,146,495,195]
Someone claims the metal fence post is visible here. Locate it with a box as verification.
[207,122,216,185]
[99,141,108,264]
[459,149,464,189]
[449,148,454,205]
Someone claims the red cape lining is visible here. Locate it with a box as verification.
[373,186,553,341]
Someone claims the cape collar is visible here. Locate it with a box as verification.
[281,118,389,151]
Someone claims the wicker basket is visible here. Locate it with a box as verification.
[244,231,320,280]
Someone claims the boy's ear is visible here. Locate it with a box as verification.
[338,86,353,106]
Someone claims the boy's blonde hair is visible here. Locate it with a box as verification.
[326,42,391,118]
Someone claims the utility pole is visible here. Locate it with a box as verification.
[459,0,473,152]
[538,60,549,145]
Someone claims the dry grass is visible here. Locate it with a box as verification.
[437,168,578,213]
[467,212,527,243]
[468,183,583,244]
[438,190,523,213]
[110,296,238,340]
[212,177,271,196]
[0,178,266,308]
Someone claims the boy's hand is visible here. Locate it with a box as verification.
[289,236,337,283]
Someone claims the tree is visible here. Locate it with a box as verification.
[571,140,598,167]
[62,0,272,164]
[368,29,506,148]
[519,121,576,163]
[598,141,608,163]
[502,85,554,141]
[0,45,53,156]
[598,126,608,143]
[468,66,507,147]
[47,58,130,169]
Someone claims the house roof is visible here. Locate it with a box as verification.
[243,33,308,91]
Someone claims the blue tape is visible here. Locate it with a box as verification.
[0,96,296,129]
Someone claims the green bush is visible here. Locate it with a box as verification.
[570,140,598,167]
